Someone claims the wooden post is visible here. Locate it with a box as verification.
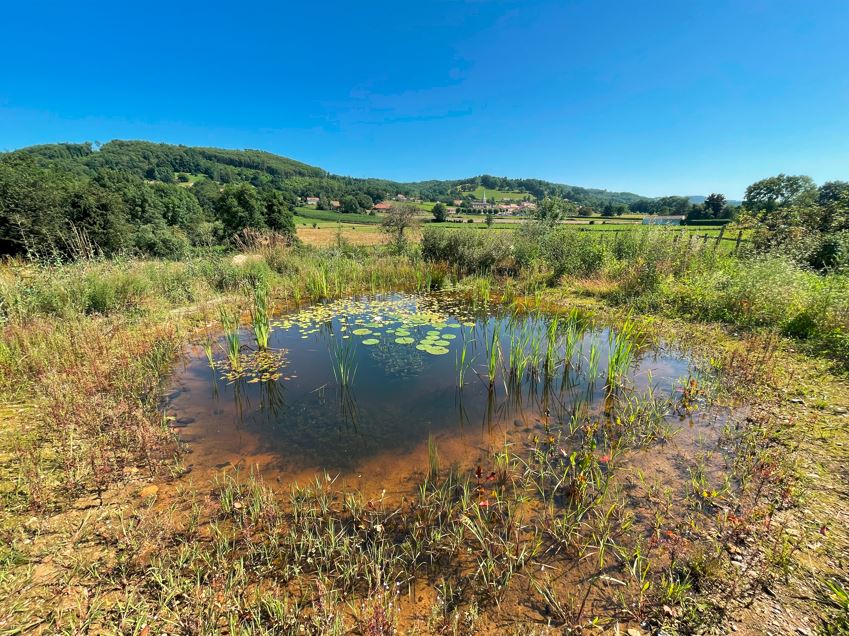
[734,230,743,255]
[713,226,725,252]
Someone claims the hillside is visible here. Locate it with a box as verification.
[7,140,654,208]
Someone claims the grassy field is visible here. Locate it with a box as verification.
[466,186,531,201]
[294,206,382,225]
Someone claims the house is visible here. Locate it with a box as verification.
[394,194,408,201]
[305,196,320,206]
[373,201,393,211]
[642,215,685,226]
[330,200,341,209]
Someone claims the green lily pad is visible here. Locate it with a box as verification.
[425,346,450,355]
[426,330,442,336]
[352,328,372,335]
[442,333,457,339]
[362,338,379,345]
[395,337,415,345]
[431,340,450,347]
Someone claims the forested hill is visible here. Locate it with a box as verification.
[0,139,666,260]
[7,140,649,207]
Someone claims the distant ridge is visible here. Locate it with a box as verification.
[6,139,679,207]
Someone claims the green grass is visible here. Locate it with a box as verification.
[294,206,382,225]
[466,186,530,201]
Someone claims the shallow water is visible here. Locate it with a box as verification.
[167,293,698,493]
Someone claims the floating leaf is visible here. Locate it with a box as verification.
[352,328,372,335]
[362,338,379,345]
[395,337,415,345]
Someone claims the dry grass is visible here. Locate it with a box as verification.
[297,226,385,247]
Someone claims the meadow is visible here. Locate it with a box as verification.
[0,227,847,634]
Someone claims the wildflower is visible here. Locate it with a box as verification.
[599,454,610,464]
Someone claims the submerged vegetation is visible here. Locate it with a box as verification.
[1,222,848,633]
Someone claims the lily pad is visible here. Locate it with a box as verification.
[352,328,372,335]
[425,346,450,355]
[362,338,379,345]
[395,337,415,345]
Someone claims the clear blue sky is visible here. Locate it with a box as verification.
[1,1,847,199]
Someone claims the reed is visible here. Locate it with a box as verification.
[486,322,501,389]
[250,282,272,351]
[202,335,215,371]
[455,339,470,388]
[219,306,242,371]
[587,338,600,384]
[544,316,560,376]
[328,332,358,386]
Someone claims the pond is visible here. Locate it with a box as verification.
[166,293,708,496]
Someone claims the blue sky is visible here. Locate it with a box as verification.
[1,1,847,199]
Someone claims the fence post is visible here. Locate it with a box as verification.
[734,230,743,255]
[713,226,725,252]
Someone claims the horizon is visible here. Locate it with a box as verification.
[2,1,847,199]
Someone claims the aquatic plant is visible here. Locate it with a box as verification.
[219,306,241,371]
[606,318,637,391]
[202,335,215,371]
[544,316,560,376]
[251,282,272,351]
[455,339,471,388]
[329,332,358,386]
[587,338,600,384]
[508,323,530,382]
[486,322,501,389]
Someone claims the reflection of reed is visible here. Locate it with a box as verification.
[337,385,360,433]
[258,378,286,418]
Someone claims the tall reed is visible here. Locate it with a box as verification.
[250,282,271,351]
[329,333,358,386]
[606,318,637,391]
[219,306,241,371]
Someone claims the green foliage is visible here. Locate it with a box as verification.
[431,202,447,223]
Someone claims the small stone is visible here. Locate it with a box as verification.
[138,485,159,499]
[627,629,643,636]
[513,419,523,427]
[796,628,812,636]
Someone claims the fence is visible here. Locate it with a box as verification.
[576,226,749,254]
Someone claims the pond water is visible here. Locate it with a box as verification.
[166,293,700,493]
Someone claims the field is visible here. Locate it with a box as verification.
[1,227,847,634]
[293,205,747,251]
[466,186,530,201]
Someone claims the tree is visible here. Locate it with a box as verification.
[431,202,447,223]
[215,183,266,239]
[535,196,574,224]
[355,192,374,210]
[704,193,727,217]
[340,195,360,214]
[260,189,296,240]
[744,174,817,213]
[380,203,418,252]
[485,212,494,228]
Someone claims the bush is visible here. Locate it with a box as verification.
[421,228,515,274]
